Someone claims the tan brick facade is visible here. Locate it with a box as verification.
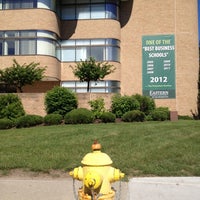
[0,0,199,116]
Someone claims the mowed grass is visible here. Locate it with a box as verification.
[0,120,199,177]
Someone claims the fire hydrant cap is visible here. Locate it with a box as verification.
[81,142,113,166]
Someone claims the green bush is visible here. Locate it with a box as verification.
[45,86,78,117]
[44,114,63,125]
[122,110,145,122]
[88,97,106,119]
[0,94,25,119]
[133,94,155,115]
[111,94,140,118]
[0,118,14,129]
[16,115,43,128]
[64,108,94,124]
[178,115,193,120]
[100,112,116,123]
[149,107,170,121]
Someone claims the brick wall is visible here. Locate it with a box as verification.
[17,93,114,116]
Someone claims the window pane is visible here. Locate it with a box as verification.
[77,0,90,3]
[62,0,75,4]
[76,47,90,61]
[21,39,36,55]
[61,40,75,46]
[91,39,105,45]
[21,0,34,8]
[5,40,15,55]
[106,3,118,19]
[106,46,120,61]
[21,31,36,37]
[91,46,104,61]
[62,6,75,20]
[37,39,56,56]
[91,4,105,19]
[61,48,75,61]
[76,5,90,19]
[76,40,90,46]
[38,0,54,9]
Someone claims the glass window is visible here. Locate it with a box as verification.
[62,48,75,61]
[62,6,75,20]
[91,46,105,61]
[106,46,120,61]
[21,31,36,37]
[91,4,105,19]
[61,40,75,46]
[60,2,119,20]
[5,40,19,55]
[59,38,120,62]
[76,40,90,46]
[38,0,56,10]
[37,39,56,56]
[61,80,120,93]
[106,3,118,19]
[21,39,36,54]
[0,40,2,55]
[76,5,90,19]
[76,46,90,61]
[21,0,34,8]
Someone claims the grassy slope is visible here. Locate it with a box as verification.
[0,120,199,177]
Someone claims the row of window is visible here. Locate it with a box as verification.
[61,80,120,93]
[0,0,119,20]
[0,30,120,62]
[0,0,55,10]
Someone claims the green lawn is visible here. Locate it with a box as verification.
[0,120,200,177]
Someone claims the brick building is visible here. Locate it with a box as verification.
[0,0,199,116]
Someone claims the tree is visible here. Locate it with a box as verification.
[0,59,46,92]
[70,57,116,92]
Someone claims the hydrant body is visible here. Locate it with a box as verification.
[69,142,124,200]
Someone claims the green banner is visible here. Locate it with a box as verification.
[142,35,175,99]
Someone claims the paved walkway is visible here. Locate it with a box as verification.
[0,176,200,200]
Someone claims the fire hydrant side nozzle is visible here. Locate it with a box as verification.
[69,166,83,181]
[69,141,125,200]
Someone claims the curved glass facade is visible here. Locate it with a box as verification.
[0,30,58,57]
[0,0,119,20]
[0,0,56,10]
[59,39,120,62]
[0,30,120,62]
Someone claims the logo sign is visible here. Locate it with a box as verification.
[142,35,175,99]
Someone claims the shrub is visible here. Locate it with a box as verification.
[0,118,14,129]
[178,115,193,120]
[45,86,78,117]
[133,94,155,115]
[122,110,145,122]
[111,94,140,118]
[16,115,43,128]
[64,108,94,124]
[100,112,116,123]
[149,107,170,121]
[88,97,106,119]
[0,94,25,119]
[44,114,63,125]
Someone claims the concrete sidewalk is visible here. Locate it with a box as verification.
[0,177,199,200]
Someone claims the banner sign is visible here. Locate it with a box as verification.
[142,35,175,99]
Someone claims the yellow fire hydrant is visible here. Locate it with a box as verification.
[69,141,125,200]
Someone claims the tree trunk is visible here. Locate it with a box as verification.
[87,81,90,92]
